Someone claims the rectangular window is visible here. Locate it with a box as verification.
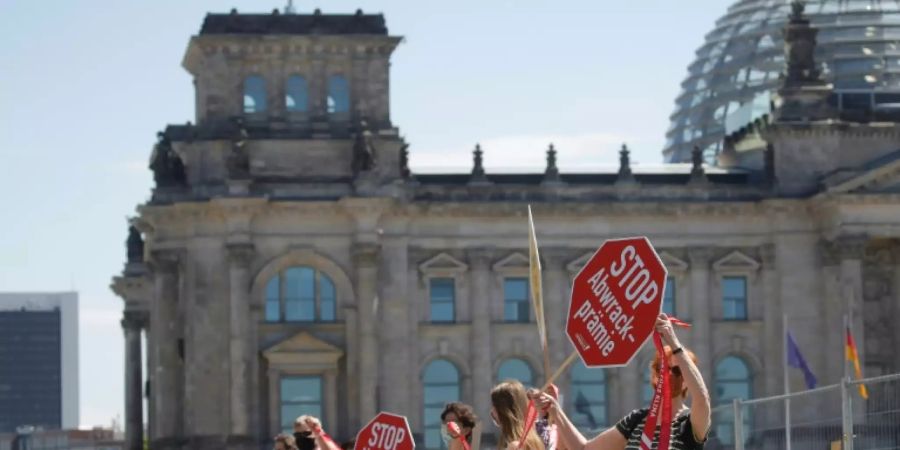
[280,376,323,433]
[429,278,455,323]
[722,276,748,320]
[503,278,530,323]
[285,267,315,321]
[662,277,675,316]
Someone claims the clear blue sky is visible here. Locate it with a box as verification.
[0,0,725,427]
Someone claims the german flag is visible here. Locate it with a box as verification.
[845,327,869,399]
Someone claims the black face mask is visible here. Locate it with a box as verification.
[295,432,316,450]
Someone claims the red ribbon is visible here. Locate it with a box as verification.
[447,422,471,450]
[639,318,690,450]
[516,399,539,450]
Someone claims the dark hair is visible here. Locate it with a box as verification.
[440,401,478,429]
[341,440,356,450]
[274,433,299,450]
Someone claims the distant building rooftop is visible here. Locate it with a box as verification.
[199,9,388,35]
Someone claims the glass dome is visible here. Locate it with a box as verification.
[664,0,900,163]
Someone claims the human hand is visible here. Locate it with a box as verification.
[304,416,322,433]
[533,391,561,415]
[655,313,682,349]
[447,421,462,439]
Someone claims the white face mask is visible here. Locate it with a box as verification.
[440,424,453,447]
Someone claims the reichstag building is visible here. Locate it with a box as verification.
[112,2,900,450]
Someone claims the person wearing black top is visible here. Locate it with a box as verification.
[533,314,711,450]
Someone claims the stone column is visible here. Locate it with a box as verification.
[227,243,254,441]
[837,236,867,369]
[819,240,844,384]
[687,248,713,378]
[542,249,568,374]
[760,244,781,398]
[122,310,148,450]
[467,249,494,423]
[343,305,360,432]
[149,250,181,447]
[378,238,411,415]
[354,243,380,421]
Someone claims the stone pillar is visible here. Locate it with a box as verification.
[837,236,867,369]
[149,250,182,447]
[227,243,254,442]
[819,240,844,384]
[542,249,568,373]
[378,238,411,416]
[354,243,380,421]
[760,244,782,398]
[122,311,148,450]
[343,305,360,432]
[467,249,494,423]
[687,248,713,378]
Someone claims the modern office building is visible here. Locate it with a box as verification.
[0,292,79,433]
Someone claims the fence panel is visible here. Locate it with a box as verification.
[851,373,900,450]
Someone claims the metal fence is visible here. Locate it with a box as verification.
[709,373,900,450]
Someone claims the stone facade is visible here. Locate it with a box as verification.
[111,8,900,450]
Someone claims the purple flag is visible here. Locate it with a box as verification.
[786,331,817,389]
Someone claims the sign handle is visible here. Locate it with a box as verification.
[527,205,552,380]
[542,351,579,390]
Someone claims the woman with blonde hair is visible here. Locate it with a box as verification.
[491,380,545,450]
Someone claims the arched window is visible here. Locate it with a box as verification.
[286,75,309,112]
[327,75,350,114]
[243,75,267,114]
[423,359,460,450]
[265,267,336,322]
[569,361,608,434]
[497,358,533,386]
[714,356,752,445]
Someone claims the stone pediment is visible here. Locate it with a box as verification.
[712,250,760,273]
[264,332,344,367]
[824,149,900,194]
[492,252,530,272]
[659,251,689,272]
[419,252,468,274]
[566,252,594,274]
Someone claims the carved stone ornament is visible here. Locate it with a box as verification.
[127,225,144,264]
[227,119,251,180]
[352,118,377,176]
[149,132,187,188]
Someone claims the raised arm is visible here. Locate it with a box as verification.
[656,314,711,441]
[532,391,626,450]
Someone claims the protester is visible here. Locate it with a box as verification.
[274,433,299,450]
[534,314,711,450]
[528,384,562,450]
[440,401,479,450]
[294,415,339,450]
[491,380,545,450]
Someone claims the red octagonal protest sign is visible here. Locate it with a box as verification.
[355,412,414,450]
[567,237,667,367]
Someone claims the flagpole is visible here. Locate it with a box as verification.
[783,314,792,450]
[843,314,850,382]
